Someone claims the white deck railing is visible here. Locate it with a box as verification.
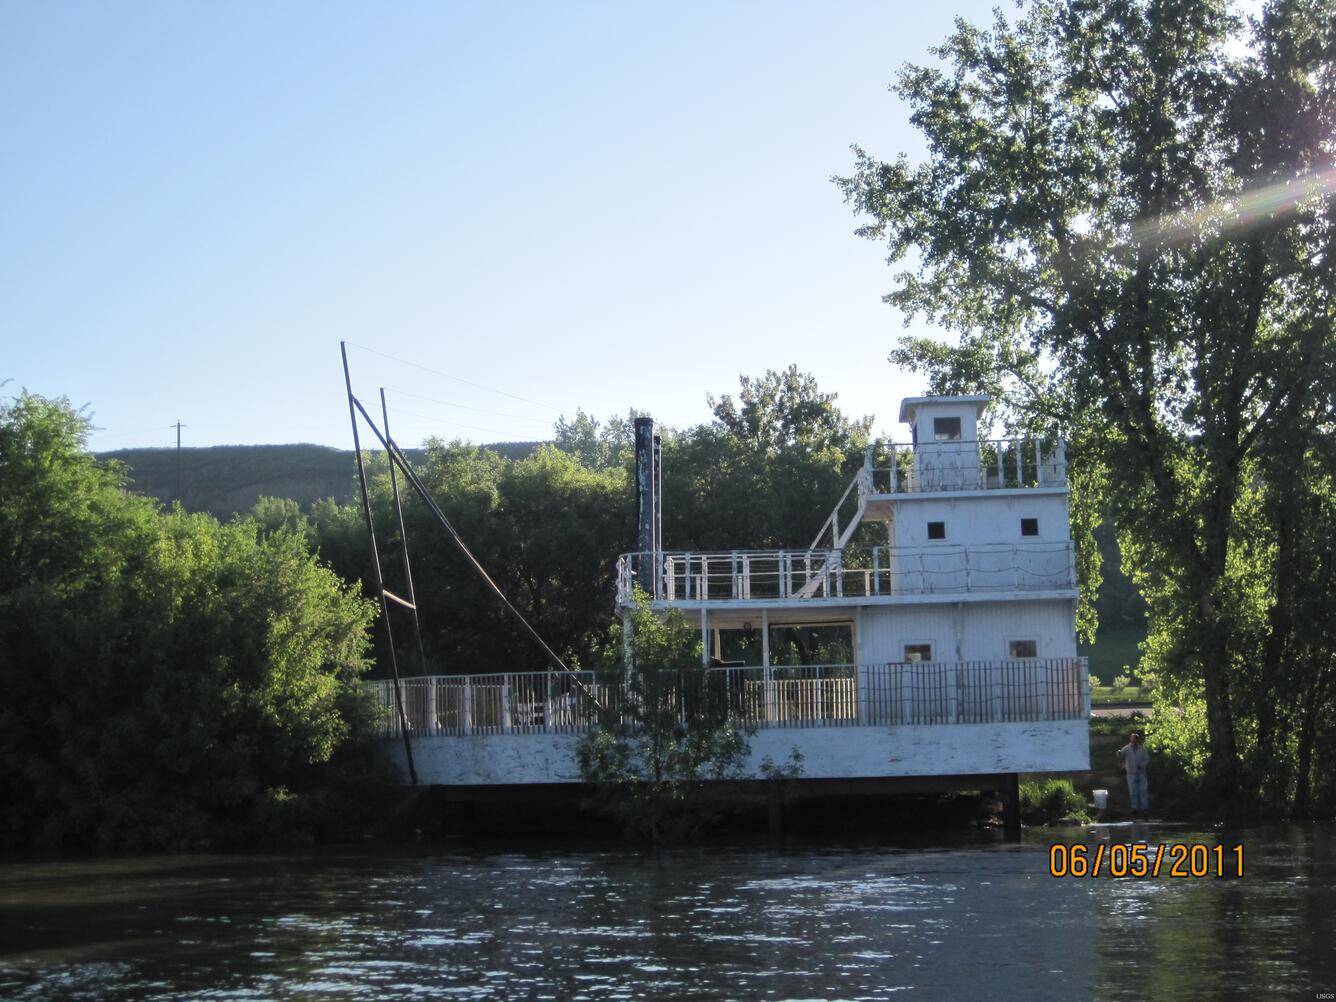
[368,658,1089,739]
[869,437,1067,494]
[617,542,1075,604]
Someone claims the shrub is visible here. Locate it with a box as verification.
[1019,778,1090,824]
[577,593,752,841]
[0,394,380,851]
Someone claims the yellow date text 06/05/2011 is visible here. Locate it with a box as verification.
[1048,843,1244,878]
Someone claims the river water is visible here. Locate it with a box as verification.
[1,823,1332,1000]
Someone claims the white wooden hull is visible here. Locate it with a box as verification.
[385,720,1090,786]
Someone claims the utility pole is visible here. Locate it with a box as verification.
[174,421,187,504]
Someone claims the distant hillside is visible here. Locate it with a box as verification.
[100,440,545,518]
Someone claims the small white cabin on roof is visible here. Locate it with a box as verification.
[372,391,1089,792]
[898,393,989,435]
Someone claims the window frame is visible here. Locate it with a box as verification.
[903,642,934,663]
[1007,638,1039,659]
[933,416,962,441]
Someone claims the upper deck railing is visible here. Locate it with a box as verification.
[617,541,1076,605]
[869,437,1067,494]
[368,658,1089,739]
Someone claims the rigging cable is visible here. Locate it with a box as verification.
[345,341,569,413]
[349,395,605,712]
[384,387,551,424]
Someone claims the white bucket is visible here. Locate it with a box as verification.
[1092,789,1109,810]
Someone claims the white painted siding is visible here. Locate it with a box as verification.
[387,721,1091,785]
[856,600,1076,664]
[958,600,1077,661]
[857,605,961,664]
[891,492,1072,549]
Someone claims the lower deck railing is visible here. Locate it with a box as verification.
[368,658,1089,739]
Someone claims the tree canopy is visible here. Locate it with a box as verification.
[0,394,380,850]
[838,0,1336,810]
[321,369,874,678]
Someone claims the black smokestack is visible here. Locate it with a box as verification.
[634,417,656,592]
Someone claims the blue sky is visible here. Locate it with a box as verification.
[2,1,1002,452]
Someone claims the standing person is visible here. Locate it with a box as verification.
[1117,732,1150,816]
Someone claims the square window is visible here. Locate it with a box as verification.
[1020,517,1039,537]
[927,521,946,540]
[933,416,962,441]
[904,643,933,663]
[1009,640,1038,659]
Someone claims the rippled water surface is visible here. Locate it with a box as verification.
[2,824,1333,1000]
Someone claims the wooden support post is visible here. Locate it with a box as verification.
[768,778,785,847]
[991,662,1004,723]
[761,609,772,725]
[946,662,957,724]
[1002,772,1021,839]
[902,663,915,725]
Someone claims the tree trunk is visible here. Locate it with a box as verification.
[1198,589,1240,809]
[1254,502,1296,802]
[1291,674,1321,821]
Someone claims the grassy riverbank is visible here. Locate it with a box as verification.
[1026,707,1163,823]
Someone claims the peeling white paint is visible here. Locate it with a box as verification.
[386,721,1090,785]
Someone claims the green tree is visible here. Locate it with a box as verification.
[663,367,873,552]
[577,595,750,841]
[837,0,1336,806]
[312,438,632,677]
[553,409,637,472]
[250,495,313,541]
[308,369,868,689]
[0,393,379,850]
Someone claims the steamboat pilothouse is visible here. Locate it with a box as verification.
[375,393,1090,804]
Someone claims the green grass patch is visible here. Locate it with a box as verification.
[1088,714,1152,736]
[1091,685,1148,705]
[1019,777,1092,824]
[1079,623,1146,684]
